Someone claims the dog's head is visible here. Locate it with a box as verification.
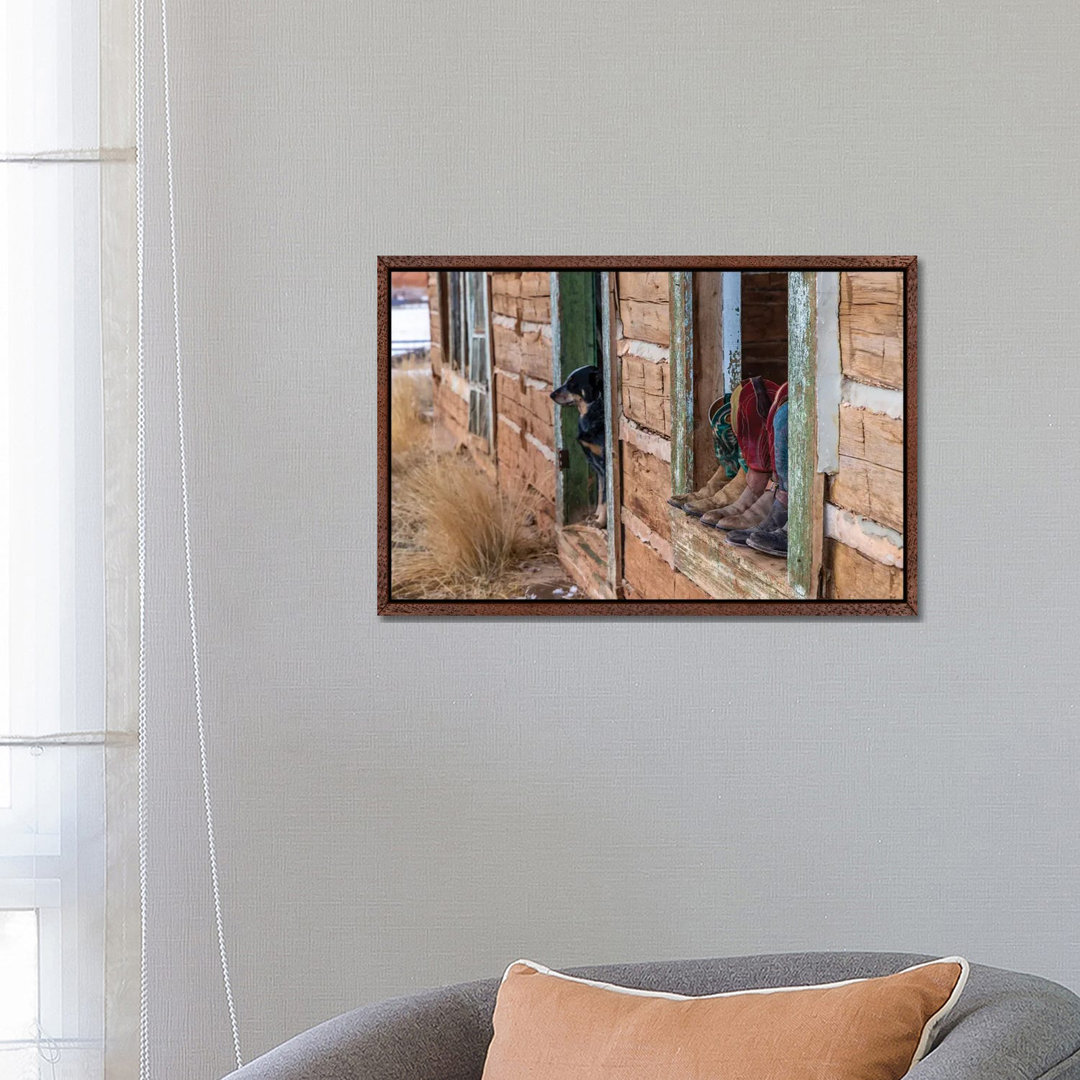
[551,365,603,406]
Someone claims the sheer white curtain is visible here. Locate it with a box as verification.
[1,2,137,1078]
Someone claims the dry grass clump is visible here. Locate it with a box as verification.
[392,451,547,600]
[390,372,432,462]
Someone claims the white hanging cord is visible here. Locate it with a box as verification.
[133,0,151,1073]
[158,0,244,1068]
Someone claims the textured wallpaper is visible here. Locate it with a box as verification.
[136,1,1080,1076]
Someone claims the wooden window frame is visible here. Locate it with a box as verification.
[669,270,831,600]
[436,271,496,456]
[445,271,467,374]
[463,271,494,445]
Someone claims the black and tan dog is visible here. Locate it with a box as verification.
[550,365,607,528]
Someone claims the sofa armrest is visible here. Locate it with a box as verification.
[909,966,1080,1080]
[221,979,497,1080]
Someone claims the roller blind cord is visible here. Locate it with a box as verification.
[135,0,244,1072]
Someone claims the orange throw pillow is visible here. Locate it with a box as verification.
[481,957,968,1080]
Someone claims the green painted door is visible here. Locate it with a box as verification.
[551,272,601,526]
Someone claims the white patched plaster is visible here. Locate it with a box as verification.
[492,313,552,338]
[617,338,669,363]
[619,416,672,462]
[824,503,904,567]
[841,377,903,418]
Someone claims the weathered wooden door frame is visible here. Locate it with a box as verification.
[670,270,833,599]
[550,270,620,595]
[669,272,695,496]
[786,272,821,597]
[599,270,622,595]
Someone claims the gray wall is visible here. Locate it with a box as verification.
[139,1,1080,1076]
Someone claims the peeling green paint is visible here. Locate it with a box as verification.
[787,271,817,599]
[722,271,743,394]
[669,272,694,495]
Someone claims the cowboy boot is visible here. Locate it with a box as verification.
[681,469,747,517]
[727,495,787,548]
[714,488,775,531]
[698,480,760,527]
[668,462,732,508]
[746,520,788,558]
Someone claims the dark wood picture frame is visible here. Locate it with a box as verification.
[378,256,917,617]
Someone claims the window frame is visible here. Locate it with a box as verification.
[436,271,497,455]
[463,271,494,443]
[668,270,830,600]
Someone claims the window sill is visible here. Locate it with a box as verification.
[557,523,615,599]
[669,510,796,600]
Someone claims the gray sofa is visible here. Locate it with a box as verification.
[224,952,1080,1079]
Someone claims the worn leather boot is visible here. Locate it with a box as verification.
[681,469,747,517]
[714,488,775,531]
[727,496,787,547]
[668,462,733,509]
[698,480,760,527]
[746,521,788,557]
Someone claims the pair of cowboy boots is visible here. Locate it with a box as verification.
[726,494,788,558]
[668,466,747,517]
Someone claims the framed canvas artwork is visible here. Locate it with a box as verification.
[378,257,916,616]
